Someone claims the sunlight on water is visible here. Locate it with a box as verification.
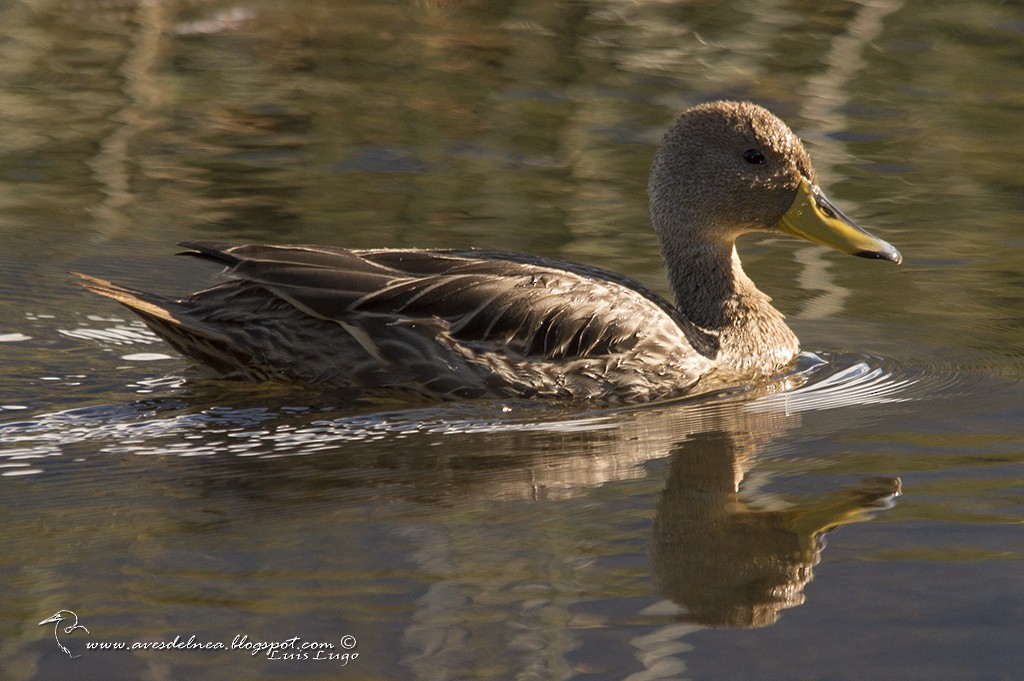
[0,348,995,477]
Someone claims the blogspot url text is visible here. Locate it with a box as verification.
[85,634,359,663]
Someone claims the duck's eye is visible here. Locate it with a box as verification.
[743,148,766,164]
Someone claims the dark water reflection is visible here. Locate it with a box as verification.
[3,353,910,679]
[3,0,1024,679]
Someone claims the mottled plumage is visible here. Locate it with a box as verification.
[79,101,900,402]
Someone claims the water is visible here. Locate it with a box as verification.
[2,0,1023,679]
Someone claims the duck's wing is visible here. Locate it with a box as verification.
[179,240,713,363]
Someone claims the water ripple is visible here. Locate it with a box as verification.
[0,349,1012,476]
[761,349,1014,410]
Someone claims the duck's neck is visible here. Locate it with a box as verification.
[662,240,757,328]
[662,239,799,369]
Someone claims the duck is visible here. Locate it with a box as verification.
[78,100,900,403]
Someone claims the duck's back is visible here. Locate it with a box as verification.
[80,241,713,401]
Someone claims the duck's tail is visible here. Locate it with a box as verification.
[75,274,186,326]
[73,273,250,377]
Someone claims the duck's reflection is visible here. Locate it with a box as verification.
[161,369,901,635]
[13,358,905,680]
[651,427,900,628]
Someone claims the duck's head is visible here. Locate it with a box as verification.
[649,100,901,264]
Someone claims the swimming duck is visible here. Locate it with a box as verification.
[79,100,900,402]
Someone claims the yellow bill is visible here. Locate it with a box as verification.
[778,177,901,264]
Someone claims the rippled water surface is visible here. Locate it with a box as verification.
[3,1,1024,679]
